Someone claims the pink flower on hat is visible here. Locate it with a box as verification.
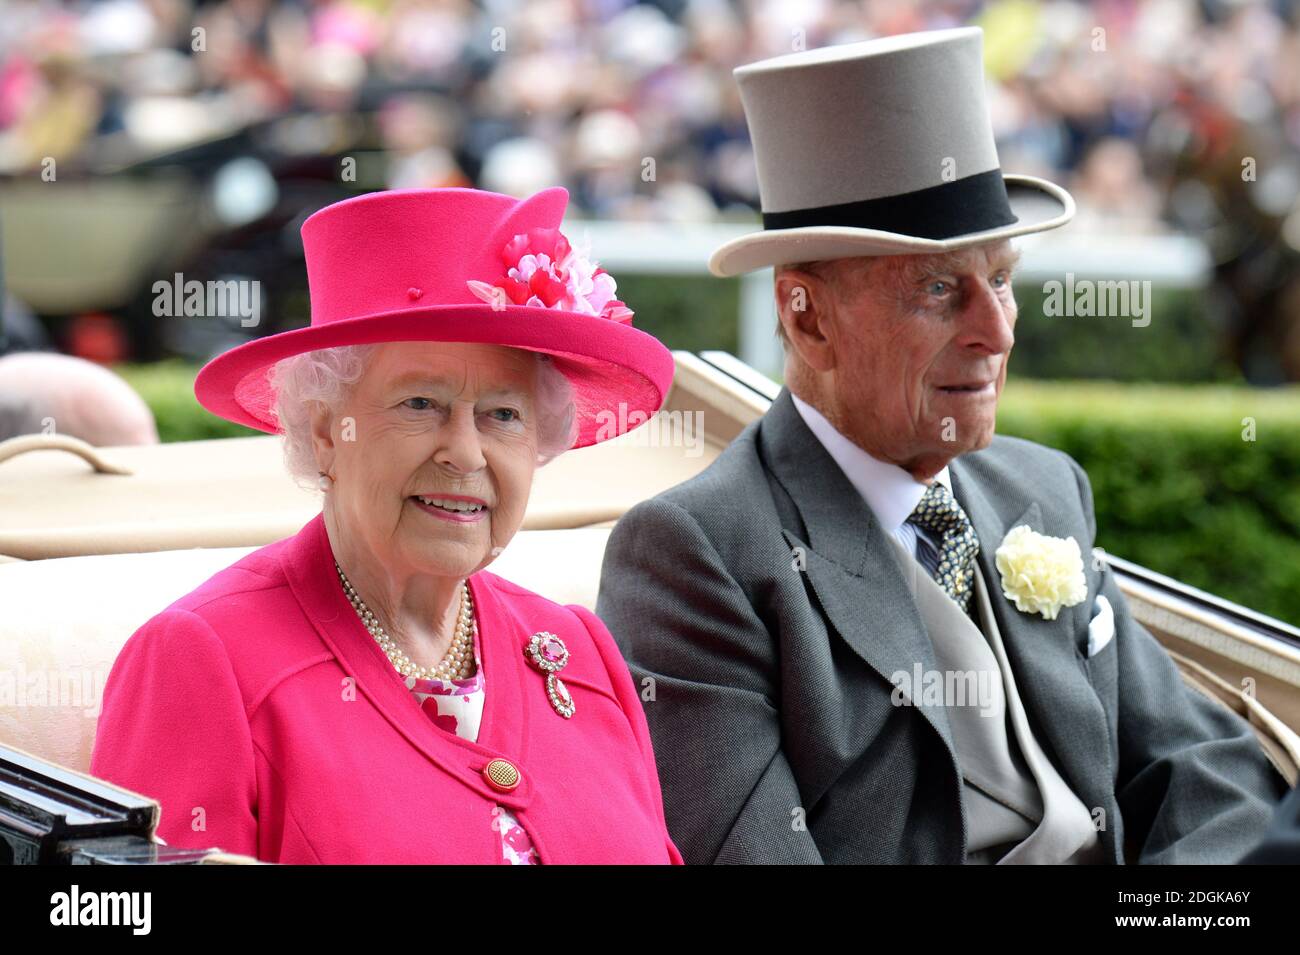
[467,227,634,324]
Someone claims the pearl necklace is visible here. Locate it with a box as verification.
[334,560,476,682]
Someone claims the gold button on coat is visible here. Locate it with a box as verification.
[483,758,520,792]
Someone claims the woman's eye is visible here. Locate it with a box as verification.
[403,397,434,411]
[488,408,520,423]
[992,273,1010,289]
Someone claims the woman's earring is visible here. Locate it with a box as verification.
[317,471,334,491]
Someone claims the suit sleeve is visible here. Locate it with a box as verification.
[90,608,259,857]
[596,496,824,864]
[570,602,684,865]
[1065,454,1286,863]
[1238,782,1300,863]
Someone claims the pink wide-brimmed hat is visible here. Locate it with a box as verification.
[194,187,675,449]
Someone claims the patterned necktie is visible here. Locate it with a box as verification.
[906,481,981,612]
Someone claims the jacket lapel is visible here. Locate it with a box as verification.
[948,459,1112,817]
[276,512,536,810]
[760,389,957,758]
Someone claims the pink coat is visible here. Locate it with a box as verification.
[90,513,682,864]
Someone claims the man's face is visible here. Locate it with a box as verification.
[809,240,1020,476]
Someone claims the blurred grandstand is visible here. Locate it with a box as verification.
[1,0,1299,381]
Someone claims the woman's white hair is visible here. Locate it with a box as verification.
[268,344,579,489]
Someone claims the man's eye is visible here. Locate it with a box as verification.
[403,397,434,411]
[992,273,1011,289]
[926,281,950,296]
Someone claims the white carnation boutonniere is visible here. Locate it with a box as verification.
[994,525,1088,621]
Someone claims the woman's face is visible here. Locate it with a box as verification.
[313,341,540,580]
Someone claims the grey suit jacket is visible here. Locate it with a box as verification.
[595,387,1286,864]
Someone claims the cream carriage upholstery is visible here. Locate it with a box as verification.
[1,353,1298,787]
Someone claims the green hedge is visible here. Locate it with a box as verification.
[118,360,259,443]
[1007,285,1238,382]
[616,274,741,356]
[114,362,1300,626]
[997,381,1300,627]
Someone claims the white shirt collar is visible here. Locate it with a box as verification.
[790,391,951,534]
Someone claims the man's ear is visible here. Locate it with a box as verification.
[309,401,337,477]
[775,267,837,373]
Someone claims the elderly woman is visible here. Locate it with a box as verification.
[90,187,681,864]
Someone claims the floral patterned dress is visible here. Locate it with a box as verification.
[403,620,539,865]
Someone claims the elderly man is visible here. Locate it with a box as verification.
[596,28,1286,864]
[0,352,158,445]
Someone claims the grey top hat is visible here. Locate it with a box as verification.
[709,27,1074,277]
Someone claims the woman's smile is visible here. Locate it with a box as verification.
[409,494,490,524]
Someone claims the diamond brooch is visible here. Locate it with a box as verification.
[524,631,575,719]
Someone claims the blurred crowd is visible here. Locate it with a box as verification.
[3,0,1300,381]
[0,0,1297,235]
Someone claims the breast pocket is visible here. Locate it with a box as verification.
[1083,595,1119,731]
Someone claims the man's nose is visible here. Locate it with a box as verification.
[957,280,1015,355]
[433,403,487,473]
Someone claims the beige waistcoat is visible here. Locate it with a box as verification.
[887,534,1103,864]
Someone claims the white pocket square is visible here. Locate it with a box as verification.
[1087,594,1115,658]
